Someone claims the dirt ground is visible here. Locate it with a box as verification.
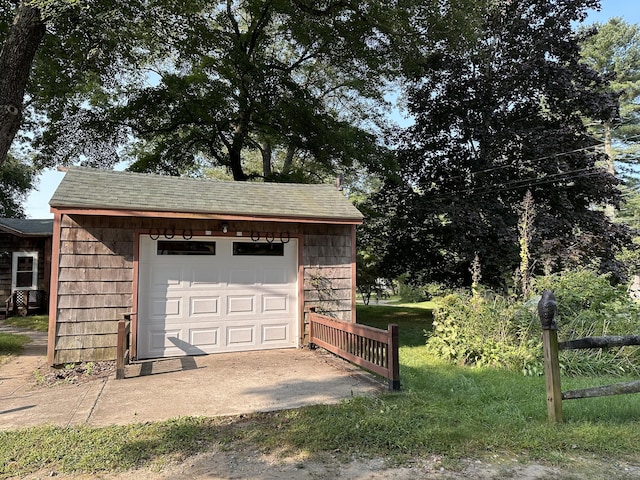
[19,447,640,480]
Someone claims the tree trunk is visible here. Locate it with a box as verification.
[228,117,249,181]
[603,121,616,218]
[283,144,296,172]
[261,140,272,179]
[604,121,614,175]
[0,3,46,166]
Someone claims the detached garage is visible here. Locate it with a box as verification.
[47,167,363,365]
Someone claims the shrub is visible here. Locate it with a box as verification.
[397,275,448,302]
[426,269,640,376]
[426,291,540,373]
[533,269,640,376]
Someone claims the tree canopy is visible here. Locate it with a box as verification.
[580,17,640,172]
[1,0,486,183]
[364,0,631,288]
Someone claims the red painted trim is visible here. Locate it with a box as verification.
[298,235,305,346]
[51,207,363,225]
[131,230,141,359]
[47,212,62,366]
[351,225,357,323]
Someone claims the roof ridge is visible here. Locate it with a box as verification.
[68,166,340,189]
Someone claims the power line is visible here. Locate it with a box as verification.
[410,132,640,186]
[422,168,607,201]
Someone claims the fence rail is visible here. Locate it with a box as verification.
[539,290,640,422]
[116,318,131,380]
[308,309,400,391]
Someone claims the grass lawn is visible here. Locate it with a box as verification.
[3,314,49,332]
[0,315,48,365]
[0,333,30,365]
[1,304,640,477]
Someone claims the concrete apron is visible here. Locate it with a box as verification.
[0,346,383,430]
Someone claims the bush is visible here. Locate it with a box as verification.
[426,291,540,374]
[533,269,640,376]
[397,275,448,302]
[426,269,640,376]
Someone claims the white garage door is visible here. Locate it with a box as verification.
[137,235,298,359]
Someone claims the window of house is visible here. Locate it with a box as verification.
[12,252,38,290]
[233,242,284,256]
[157,240,216,255]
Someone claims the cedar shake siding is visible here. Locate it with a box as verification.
[51,215,356,364]
[48,168,362,365]
[0,218,52,308]
[0,233,49,301]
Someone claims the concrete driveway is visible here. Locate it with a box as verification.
[0,325,383,430]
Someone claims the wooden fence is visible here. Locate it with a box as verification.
[308,309,400,391]
[539,290,640,423]
[115,317,131,380]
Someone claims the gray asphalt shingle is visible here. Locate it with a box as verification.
[49,167,363,223]
[0,218,53,236]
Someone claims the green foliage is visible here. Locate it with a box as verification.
[426,269,640,377]
[426,291,540,373]
[0,157,34,218]
[579,17,640,166]
[20,0,484,183]
[533,269,640,376]
[371,0,631,288]
[0,332,30,356]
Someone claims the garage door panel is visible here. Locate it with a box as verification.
[150,328,182,349]
[227,325,256,346]
[190,296,220,316]
[263,267,288,284]
[190,327,220,347]
[262,294,288,313]
[189,266,221,286]
[228,269,257,285]
[151,266,182,286]
[151,297,181,317]
[262,323,289,343]
[227,295,255,314]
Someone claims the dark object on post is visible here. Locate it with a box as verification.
[538,290,558,330]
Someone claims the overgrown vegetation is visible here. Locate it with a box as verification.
[426,269,640,377]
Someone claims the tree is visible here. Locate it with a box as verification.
[580,17,640,174]
[0,0,151,170]
[28,0,486,181]
[0,156,34,217]
[367,0,631,288]
[0,2,45,167]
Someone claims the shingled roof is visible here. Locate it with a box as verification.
[0,218,53,236]
[49,167,363,223]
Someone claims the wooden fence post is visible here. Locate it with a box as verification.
[542,329,562,423]
[539,290,562,423]
[388,324,400,391]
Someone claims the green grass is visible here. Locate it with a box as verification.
[2,304,640,477]
[0,332,30,363]
[3,315,49,332]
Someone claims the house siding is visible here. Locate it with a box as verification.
[0,232,50,304]
[51,214,355,364]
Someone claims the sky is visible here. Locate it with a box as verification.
[22,0,640,219]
